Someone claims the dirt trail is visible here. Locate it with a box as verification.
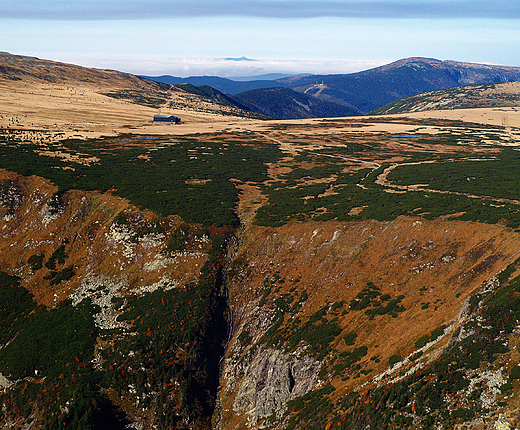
[376,161,520,206]
[315,152,381,189]
[257,133,298,155]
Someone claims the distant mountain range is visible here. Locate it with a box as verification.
[139,75,287,95]
[144,57,520,118]
[223,56,257,62]
[4,51,520,121]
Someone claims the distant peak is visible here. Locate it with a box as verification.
[389,57,442,67]
[224,56,257,62]
[365,57,441,73]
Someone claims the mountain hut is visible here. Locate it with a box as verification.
[153,115,181,124]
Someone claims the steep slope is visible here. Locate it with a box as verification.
[0,170,230,429]
[370,81,520,115]
[232,87,357,119]
[176,84,270,119]
[280,57,520,114]
[217,217,520,429]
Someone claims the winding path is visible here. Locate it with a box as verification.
[375,161,520,206]
[258,133,297,155]
[258,133,520,207]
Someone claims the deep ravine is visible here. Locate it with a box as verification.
[212,230,243,429]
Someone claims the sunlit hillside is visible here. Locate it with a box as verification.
[1,53,520,430]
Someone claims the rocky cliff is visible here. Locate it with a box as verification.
[6,166,520,429]
[217,217,520,429]
[0,169,229,429]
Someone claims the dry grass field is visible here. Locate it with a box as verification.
[3,52,520,144]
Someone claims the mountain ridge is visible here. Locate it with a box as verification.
[145,57,520,116]
[231,87,358,119]
[278,57,520,113]
[139,74,287,95]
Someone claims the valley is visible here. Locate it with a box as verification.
[2,53,520,429]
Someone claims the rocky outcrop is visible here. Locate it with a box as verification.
[217,217,520,429]
[0,169,207,308]
[220,346,321,428]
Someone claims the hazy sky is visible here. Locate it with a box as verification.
[2,0,520,77]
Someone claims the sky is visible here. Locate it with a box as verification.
[1,0,520,78]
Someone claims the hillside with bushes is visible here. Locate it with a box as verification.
[2,53,520,429]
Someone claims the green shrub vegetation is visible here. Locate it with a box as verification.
[44,244,67,271]
[102,89,171,108]
[389,148,520,202]
[0,298,98,380]
[343,331,357,346]
[339,346,368,368]
[238,327,250,343]
[166,224,192,253]
[0,134,282,226]
[253,134,520,228]
[285,384,336,430]
[349,282,405,319]
[0,179,21,214]
[43,265,75,285]
[415,335,430,349]
[388,354,401,367]
[2,125,520,229]
[28,253,44,271]
[0,272,37,345]
[0,287,109,429]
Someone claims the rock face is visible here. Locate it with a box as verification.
[216,217,520,429]
[0,169,206,308]
[221,346,321,428]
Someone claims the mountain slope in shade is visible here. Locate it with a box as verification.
[232,87,357,119]
[145,57,520,116]
[140,74,287,95]
[279,57,520,114]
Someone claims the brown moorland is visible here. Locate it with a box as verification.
[2,52,520,429]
